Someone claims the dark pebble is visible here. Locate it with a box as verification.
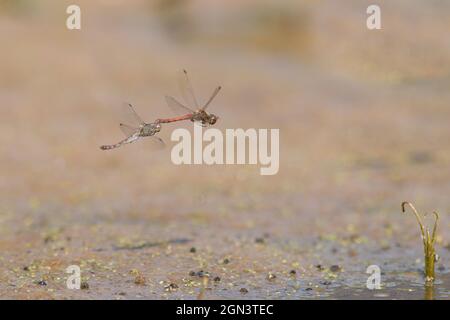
[330,265,341,272]
[240,288,248,294]
[289,270,296,275]
[190,247,196,253]
[222,258,230,264]
[213,276,221,282]
[80,281,89,290]
[197,270,210,278]
[315,264,325,271]
[189,271,196,276]
[305,287,313,291]
[37,280,47,286]
[23,266,29,271]
[255,238,265,244]
[320,281,332,286]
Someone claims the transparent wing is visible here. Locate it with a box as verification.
[119,123,139,137]
[119,102,144,127]
[202,86,222,110]
[178,69,199,109]
[139,135,166,151]
[165,95,195,115]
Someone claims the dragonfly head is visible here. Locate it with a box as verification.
[208,114,218,125]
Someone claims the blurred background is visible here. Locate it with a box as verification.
[0,0,449,299]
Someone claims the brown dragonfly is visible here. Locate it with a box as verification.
[100,103,164,150]
[157,70,222,127]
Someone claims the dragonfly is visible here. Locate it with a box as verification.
[100,103,164,151]
[157,70,222,127]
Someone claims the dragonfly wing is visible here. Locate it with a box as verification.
[202,86,222,110]
[178,69,200,109]
[120,102,145,127]
[139,135,166,151]
[119,123,139,137]
[165,95,194,115]
[150,136,166,149]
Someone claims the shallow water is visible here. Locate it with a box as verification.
[0,1,449,299]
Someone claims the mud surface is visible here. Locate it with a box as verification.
[0,0,449,299]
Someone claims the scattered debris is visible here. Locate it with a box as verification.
[165,283,179,292]
[113,238,191,250]
[189,270,210,278]
[315,264,325,271]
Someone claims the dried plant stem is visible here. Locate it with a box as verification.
[401,202,439,284]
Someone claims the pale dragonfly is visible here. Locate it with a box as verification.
[100,103,164,151]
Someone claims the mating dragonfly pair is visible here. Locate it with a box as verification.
[100,70,221,150]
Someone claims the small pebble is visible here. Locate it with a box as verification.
[23,266,29,272]
[289,270,296,275]
[190,247,196,253]
[213,276,221,282]
[239,288,248,294]
[134,274,146,285]
[80,281,89,290]
[330,265,341,272]
[255,238,265,244]
[37,280,47,286]
[305,287,313,291]
[315,264,325,271]
[189,271,196,276]
[267,273,276,281]
[222,258,230,265]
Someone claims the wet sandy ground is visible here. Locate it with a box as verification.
[0,0,449,299]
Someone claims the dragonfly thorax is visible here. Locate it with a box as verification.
[192,110,218,126]
[141,123,161,136]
